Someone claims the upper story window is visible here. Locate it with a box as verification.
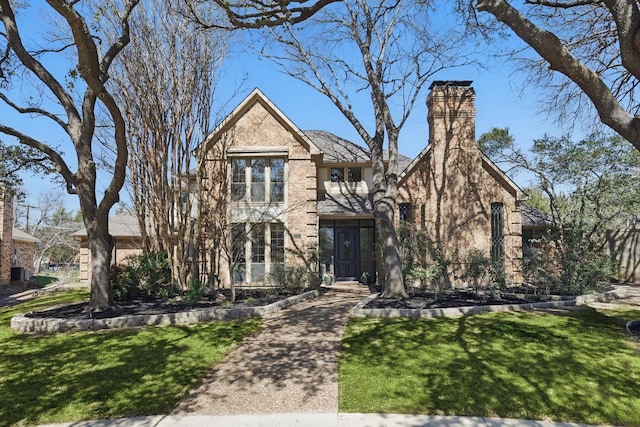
[231,157,285,203]
[348,167,362,182]
[331,167,362,183]
[251,159,266,202]
[231,159,247,201]
[270,158,285,202]
[331,167,344,182]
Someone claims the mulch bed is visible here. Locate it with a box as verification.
[24,288,304,321]
[364,287,567,310]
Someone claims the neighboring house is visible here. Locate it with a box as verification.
[11,227,40,280]
[74,213,143,283]
[1,191,41,284]
[0,190,14,285]
[198,81,528,287]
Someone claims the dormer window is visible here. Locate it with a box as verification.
[331,167,362,183]
[331,168,344,182]
[348,167,362,182]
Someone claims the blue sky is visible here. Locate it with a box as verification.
[5,4,568,215]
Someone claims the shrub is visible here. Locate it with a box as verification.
[523,226,614,295]
[183,279,204,307]
[110,251,177,301]
[460,249,491,294]
[267,264,320,294]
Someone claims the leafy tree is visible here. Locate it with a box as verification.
[0,1,140,310]
[0,141,55,196]
[481,128,640,239]
[479,128,637,291]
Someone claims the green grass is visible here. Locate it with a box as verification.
[32,270,80,287]
[339,308,640,426]
[0,290,261,427]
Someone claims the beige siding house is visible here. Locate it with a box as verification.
[74,213,143,283]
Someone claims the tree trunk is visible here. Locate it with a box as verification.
[85,209,115,311]
[375,201,407,299]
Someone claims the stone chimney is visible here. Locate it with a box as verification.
[427,80,476,150]
[0,189,13,284]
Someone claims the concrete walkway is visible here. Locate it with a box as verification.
[174,284,370,415]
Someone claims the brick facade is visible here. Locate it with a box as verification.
[398,82,525,284]
[200,90,319,286]
[0,191,13,284]
[198,85,527,288]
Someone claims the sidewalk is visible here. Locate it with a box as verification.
[38,413,610,427]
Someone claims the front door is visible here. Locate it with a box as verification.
[335,227,359,280]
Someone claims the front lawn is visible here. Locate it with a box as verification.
[339,308,640,426]
[0,290,261,427]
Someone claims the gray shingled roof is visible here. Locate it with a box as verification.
[318,192,374,216]
[304,130,370,163]
[73,213,141,238]
[304,130,413,172]
[521,204,553,228]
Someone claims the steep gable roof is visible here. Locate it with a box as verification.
[199,88,321,156]
[398,143,527,201]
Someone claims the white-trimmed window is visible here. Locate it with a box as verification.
[232,222,286,283]
[231,157,285,203]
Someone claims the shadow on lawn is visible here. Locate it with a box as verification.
[340,307,640,426]
[0,309,259,426]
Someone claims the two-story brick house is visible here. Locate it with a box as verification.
[198,80,527,287]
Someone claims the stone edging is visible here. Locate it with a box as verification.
[10,290,320,335]
[352,288,627,319]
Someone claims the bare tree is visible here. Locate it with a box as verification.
[189,0,474,298]
[0,1,140,310]
[107,0,229,289]
[26,195,82,273]
[474,0,640,152]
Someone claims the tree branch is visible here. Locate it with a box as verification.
[477,0,640,150]
[0,124,77,192]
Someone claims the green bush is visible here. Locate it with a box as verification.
[523,226,614,295]
[183,279,204,307]
[110,251,177,301]
[267,264,320,294]
[460,249,491,294]
[560,227,614,294]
